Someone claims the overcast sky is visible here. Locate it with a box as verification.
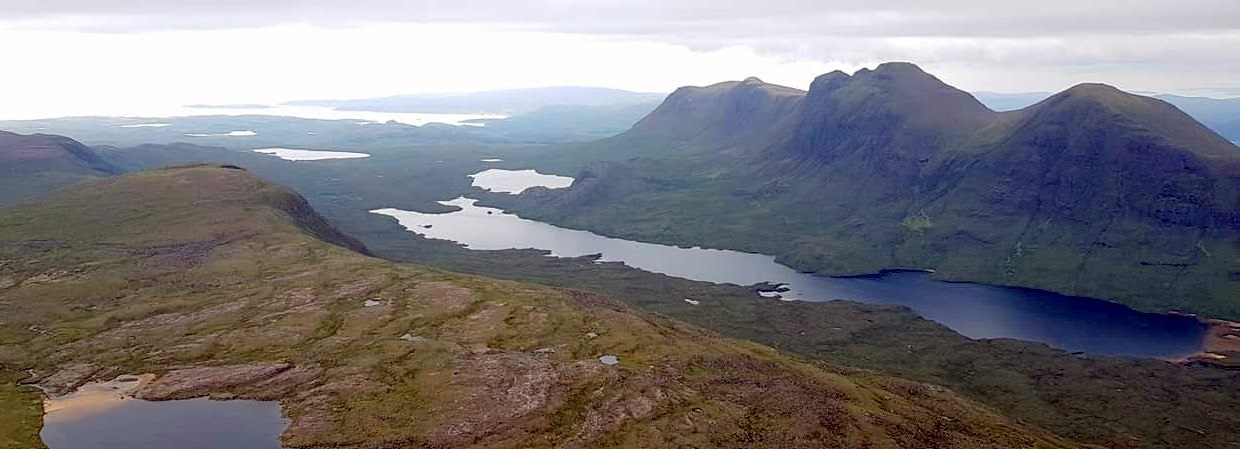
[1,0,1238,117]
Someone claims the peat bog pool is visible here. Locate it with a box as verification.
[40,375,286,449]
[370,169,1207,358]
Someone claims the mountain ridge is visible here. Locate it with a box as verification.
[0,130,119,208]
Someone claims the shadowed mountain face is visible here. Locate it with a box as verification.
[0,131,118,207]
[0,165,1082,448]
[499,62,1240,319]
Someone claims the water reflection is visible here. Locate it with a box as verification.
[41,376,286,449]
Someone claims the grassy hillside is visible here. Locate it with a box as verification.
[0,371,42,449]
[0,165,1077,448]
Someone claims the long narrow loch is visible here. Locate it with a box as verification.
[373,196,1208,359]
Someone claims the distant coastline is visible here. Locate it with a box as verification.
[184,104,274,110]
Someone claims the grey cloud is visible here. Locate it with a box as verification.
[3,0,1238,93]
[3,0,1239,38]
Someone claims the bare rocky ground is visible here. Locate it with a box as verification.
[0,166,1082,448]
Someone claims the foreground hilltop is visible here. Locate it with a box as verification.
[501,62,1240,319]
[0,165,1077,448]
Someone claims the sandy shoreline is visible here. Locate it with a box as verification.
[42,374,156,422]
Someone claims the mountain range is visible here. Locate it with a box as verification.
[492,62,1240,319]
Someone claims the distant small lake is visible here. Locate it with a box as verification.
[372,197,1208,358]
[253,147,372,161]
[469,169,574,194]
[184,130,257,137]
[41,376,286,449]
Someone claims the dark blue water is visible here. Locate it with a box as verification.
[373,197,1208,359]
[41,398,286,449]
[792,270,1206,357]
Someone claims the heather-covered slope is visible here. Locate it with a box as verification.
[0,131,118,208]
[0,165,1077,448]
[494,62,1240,318]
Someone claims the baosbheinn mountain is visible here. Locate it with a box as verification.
[0,164,1083,448]
[0,130,119,208]
[491,62,1240,319]
[973,91,1240,142]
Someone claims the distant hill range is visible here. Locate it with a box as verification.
[286,86,666,115]
[974,91,1240,142]
[496,62,1240,319]
[0,130,119,208]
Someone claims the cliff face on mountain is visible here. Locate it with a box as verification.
[498,62,1240,318]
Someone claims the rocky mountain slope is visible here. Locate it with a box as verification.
[0,165,1079,448]
[494,62,1240,319]
[0,131,118,208]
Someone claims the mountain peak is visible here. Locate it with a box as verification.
[1032,84,1239,158]
[631,78,805,144]
[873,61,929,76]
[1059,83,1129,100]
[799,63,994,142]
[808,70,852,92]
